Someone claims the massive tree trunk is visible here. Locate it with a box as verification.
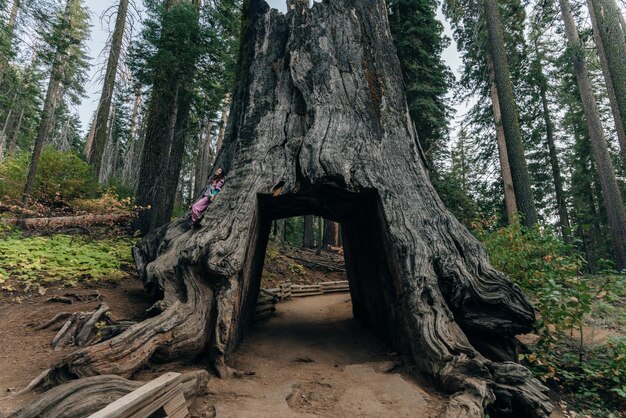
[40,1,551,417]
[483,0,538,227]
[487,55,517,223]
[587,0,626,173]
[558,0,626,270]
[88,0,128,179]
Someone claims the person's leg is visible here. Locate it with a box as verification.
[191,196,210,223]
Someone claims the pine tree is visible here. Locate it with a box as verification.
[134,0,202,233]
[22,0,89,200]
[388,0,451,163]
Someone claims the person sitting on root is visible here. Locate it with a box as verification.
[191,167,226,226]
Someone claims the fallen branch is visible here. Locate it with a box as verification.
[46,292,101,304]
[51,304,110,350]
[32,312,72,331]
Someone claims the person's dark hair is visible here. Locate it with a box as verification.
[211,167,226,181]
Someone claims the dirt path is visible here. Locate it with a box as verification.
[204,294,445,418]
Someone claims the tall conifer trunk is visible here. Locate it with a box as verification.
[558,0,626,269]
[483,0,538,226]
[487,55,517,223]
[135,0,200,233]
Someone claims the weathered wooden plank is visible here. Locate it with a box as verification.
[87,372,181,418]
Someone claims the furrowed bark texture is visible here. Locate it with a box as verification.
[43,1,551,416]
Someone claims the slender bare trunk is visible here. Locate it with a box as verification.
[6,106,23,155]
[558,0,626,270]
[323,219,339,247]
[89,0,129,178]
[303,215,314,248]
[487,55,517,223]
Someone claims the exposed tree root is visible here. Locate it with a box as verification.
[9,370,209,418]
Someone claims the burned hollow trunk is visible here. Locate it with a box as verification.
[42,1,551,417]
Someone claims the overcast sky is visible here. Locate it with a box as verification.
[80,0,462,133]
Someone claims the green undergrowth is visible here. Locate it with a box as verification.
[475,217,626,415]
[0,229,136,291]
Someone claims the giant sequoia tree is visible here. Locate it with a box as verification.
[34,1,551,416]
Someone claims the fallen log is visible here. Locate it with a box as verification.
[15,213,133,230]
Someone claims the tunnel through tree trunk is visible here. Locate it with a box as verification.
[40,1,552,417]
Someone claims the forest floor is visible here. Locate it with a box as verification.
[0,229,620,417]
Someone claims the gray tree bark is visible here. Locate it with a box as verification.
[558,0,626,270]
[39,1,552,416]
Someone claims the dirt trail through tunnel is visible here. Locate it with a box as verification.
[206,293,444,417]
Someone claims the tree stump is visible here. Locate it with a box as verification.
[42,1,552,416]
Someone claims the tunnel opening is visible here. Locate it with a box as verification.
[230,186,406,355]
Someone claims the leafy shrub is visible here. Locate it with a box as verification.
[288,263,307,276]
[0,147,99,203]
[71,190,134,215]
[474,217,626,413]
